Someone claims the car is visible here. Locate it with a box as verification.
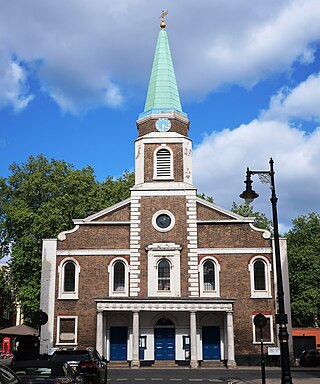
[10,360,84,384]
[0,364,21,384]
[49,349,107,384]
[299,349,320,367]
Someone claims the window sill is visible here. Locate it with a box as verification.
[58,295,79,300]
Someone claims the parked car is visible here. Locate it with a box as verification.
[10,360,84,384]
[0,364,21,384]
[50,349,106,384]
[299,349,320,367]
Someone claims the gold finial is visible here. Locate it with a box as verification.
[160,10,168,29]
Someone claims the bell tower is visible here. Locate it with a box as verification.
[134,13,194,191]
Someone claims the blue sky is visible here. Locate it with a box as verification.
[1,0,320,232]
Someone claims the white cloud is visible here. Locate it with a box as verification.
[262,73,320,122]
[0,60,34,111]
[0,0,320,113]
[193,76,320,230]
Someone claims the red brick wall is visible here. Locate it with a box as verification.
[137,118,189,137]
[57,225,130,249]
[138,195,189,297]
[144,143,184,182]
[198,223,270,248]
[197,202,238,220]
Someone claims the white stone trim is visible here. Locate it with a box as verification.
[57,249,130,256]
[57,257,80,300]
[58,225,80,241]
[108,257,129,297]
[152,210,176,233]
[199,256,221,297]
[248,255,272,299]
[96,300,234,312]
[252,314,274,344]
[249,223,271,239]
[198,248,272,254]
[56,315,78,346]
[40,239,57,355]
[78,198,131,222]
[136,111,189,125]
[147,244,181,297]
[130,196,141,296]
[187,194,199,296]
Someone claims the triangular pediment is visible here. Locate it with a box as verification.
[73,198,131,224]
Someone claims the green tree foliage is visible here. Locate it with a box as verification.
[0,265,16,328]
[197,193,214,203]
[286,212,320,327]
[0,155,134,325]
[231,201,272,231]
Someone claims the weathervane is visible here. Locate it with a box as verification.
[160,10,168,29]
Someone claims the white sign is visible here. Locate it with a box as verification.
[268,347,280,355]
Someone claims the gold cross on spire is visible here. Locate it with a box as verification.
[160,10,168,29]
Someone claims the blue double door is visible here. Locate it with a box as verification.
[110,327,127,361]
[202,326,221,360]
[154,328,175,360]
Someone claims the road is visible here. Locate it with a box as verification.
[107,367,320,384]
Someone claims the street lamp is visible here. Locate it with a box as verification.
[240,158,293,384]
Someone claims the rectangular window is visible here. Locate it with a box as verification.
[252,315,274,344]
[57,316,77,345]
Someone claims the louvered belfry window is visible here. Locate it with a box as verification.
[155,147,172,178]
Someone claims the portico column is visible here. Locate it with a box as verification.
[132,310,140,368]
[190,311,198,368]
[226,311,237,368]
[96,310,103,356]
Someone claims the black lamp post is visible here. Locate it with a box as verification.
[240,158,293,384]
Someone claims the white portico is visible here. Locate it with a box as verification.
[95,299,236,368]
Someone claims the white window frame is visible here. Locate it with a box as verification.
[199,256,220,297]
[108,257,129,297]
[248,255,272,299]
[147,244,181,297]
[58,258,80,300]
[252,314,274,344]
[153,145,174,180]
[152,210,175,232]
[56,315,78,346]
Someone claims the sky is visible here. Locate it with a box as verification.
[1,0,320,234]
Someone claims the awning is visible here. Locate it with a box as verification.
[0,324,38,336]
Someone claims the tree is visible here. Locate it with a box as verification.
[286,212,320,327]
[231,201,272,231]
[197,193,214,203]
[0,154,134,324]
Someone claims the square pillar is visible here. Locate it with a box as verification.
[132,310,140,368]
[226,311,237,368]
[190,311,198,368]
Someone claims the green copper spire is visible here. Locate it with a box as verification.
[139,20,186,119]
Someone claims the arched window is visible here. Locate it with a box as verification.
[154,146,173,179]
[64,261,76,292]
[203,260,215,291]
[108,257,129,296]
[249,256,272,298]
[114,261,125,292]
[58,258,80,299]
[199,257,220,297]
[253,260,266,290]
[158,259,170,291]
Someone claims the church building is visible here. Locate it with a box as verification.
[40,16,292,368]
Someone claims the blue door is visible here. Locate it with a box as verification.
[110,327,127,360]
[202,326,220,360]
[154,328,175,360]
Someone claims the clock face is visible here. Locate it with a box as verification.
[155,118,171,132]
[155,213,172,229]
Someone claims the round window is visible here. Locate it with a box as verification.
[152,210,175,232]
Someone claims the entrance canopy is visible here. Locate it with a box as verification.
[0,324,38,336]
